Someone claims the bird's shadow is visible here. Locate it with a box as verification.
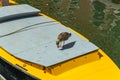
[60,41,76,50]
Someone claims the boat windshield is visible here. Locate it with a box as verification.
[0,58,39,80]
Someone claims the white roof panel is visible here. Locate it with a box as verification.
[0,4,40,22]
[0,5,98,67]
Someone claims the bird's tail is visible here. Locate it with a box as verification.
[56,40,60,48]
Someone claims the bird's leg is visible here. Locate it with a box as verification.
[56,40,60,48]
[62,41,65,48]
[57,44,59,48]
[59,42,62,48]
[60,42,64,48]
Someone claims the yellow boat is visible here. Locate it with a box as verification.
[0,0,120,80]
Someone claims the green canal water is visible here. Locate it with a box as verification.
[15,0,120,68]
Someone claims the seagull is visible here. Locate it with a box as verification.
[56,32,71,48]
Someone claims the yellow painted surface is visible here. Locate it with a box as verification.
[0,47,120,80]
[0,48,54,80]
[54,49,120,80]
[0,1,2,6]
[49,50,99,75]
[0,0,120,80]
[9,0,17,5]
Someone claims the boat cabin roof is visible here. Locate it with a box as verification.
[0,4,40,22]
[0,4,98,67]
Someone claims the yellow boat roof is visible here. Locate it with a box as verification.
[0,4,98,67]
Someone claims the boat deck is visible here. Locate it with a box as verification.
[0,4,98,67]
